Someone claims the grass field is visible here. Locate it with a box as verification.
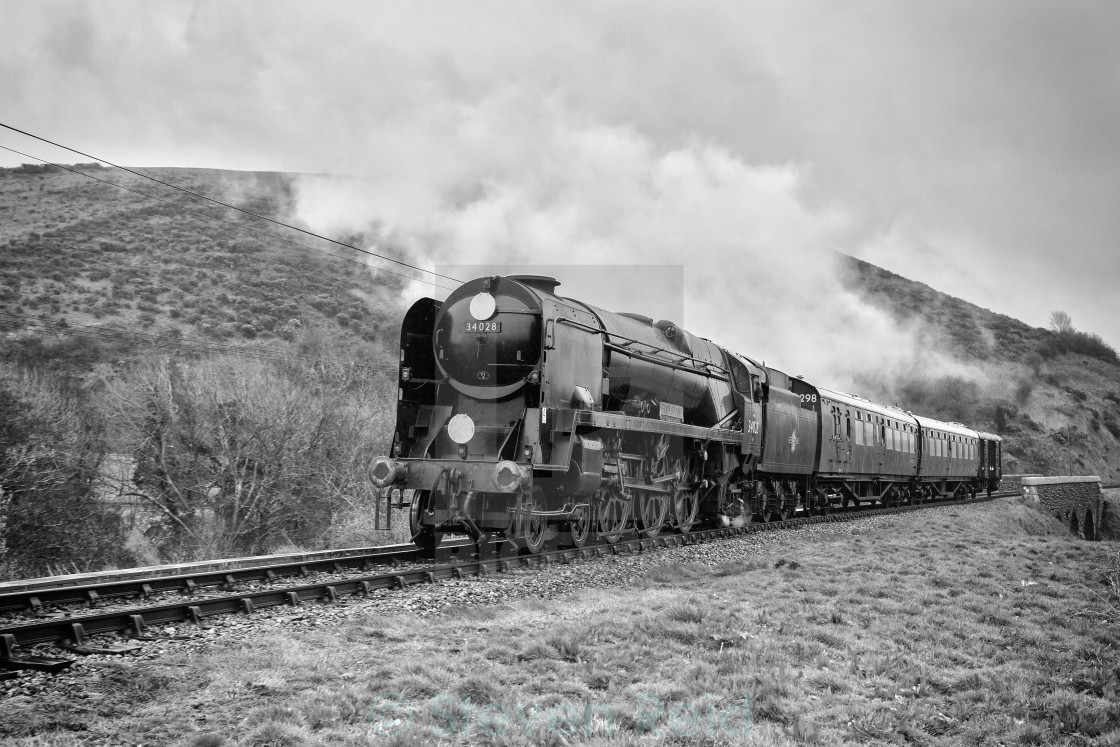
[4,498,1118,746]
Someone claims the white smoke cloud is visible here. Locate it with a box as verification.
[292,92,969,393]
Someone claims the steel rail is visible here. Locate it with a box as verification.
[0,490,1014,672]
[5,479,1099,615]
[0,539,484,616]
[0,544,421,594]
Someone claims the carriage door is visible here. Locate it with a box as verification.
[826,401,850,473]
[827,403,840,470]
[909,425,918,473]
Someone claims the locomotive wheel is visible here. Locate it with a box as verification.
[671,486,699,534]
[567,505,590,549]
[522,486,547,555]
[636,491,668,537]
[409,490,444,552]
[594,487,629,544]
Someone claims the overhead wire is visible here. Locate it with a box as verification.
[0,142,458,294]
[0,121,464,287]
[0,125,462,370]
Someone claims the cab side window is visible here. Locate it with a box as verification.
[726,355,756,402]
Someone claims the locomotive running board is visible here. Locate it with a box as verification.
[577,411,739,442]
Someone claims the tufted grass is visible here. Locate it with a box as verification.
[2,498,1118,745]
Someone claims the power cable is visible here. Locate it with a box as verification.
[0,142,458,293]
[0,122,464,285]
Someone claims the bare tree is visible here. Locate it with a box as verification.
[1050,310,1073,333]
[101,355,395,561]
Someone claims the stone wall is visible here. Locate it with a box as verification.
[1002,473,1042,491]
[1021,476,1103,540]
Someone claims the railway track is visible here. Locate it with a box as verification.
[0,539,489,617]
[0,491,1015,674]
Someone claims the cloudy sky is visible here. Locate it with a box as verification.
[2,0,1117,384]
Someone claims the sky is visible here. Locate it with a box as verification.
[1,0,1117,387]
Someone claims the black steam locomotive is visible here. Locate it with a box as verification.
[371,275,1002,553]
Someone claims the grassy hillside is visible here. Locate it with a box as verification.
[840,256,1120,480]
[0,163,404,372]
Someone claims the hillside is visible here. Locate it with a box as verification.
[0,163,404,372]
[840,256,1120,480]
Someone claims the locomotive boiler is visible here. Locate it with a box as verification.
[371,275,1002,554]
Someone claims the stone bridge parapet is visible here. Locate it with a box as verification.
[1021,476,1103,540]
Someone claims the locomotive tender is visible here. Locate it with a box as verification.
[371,275,1002,553]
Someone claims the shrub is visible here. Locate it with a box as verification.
[1103,413,1120,440]
[103,356,394,560]
[0,365,133,577]
[1038,329,1119,366]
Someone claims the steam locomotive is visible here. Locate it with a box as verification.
[371,275,1002,553]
